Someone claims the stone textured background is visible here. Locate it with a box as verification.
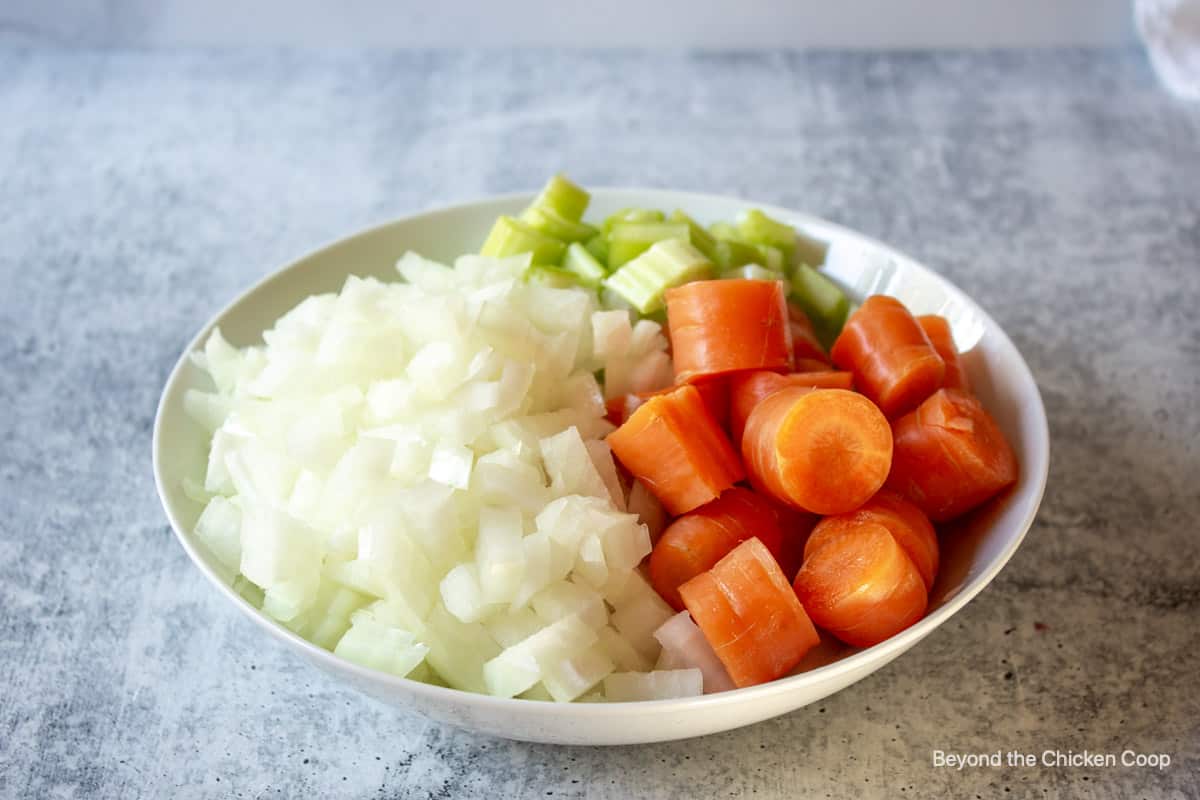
[0,47,1198,798]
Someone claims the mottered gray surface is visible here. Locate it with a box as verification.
[1,46,1198,799]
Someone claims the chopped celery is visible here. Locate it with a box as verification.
[608,222,690,269]
[753,244,785,273]
[736,209,797,263]
[584,233,610,268]
[602,208,666,235]
[712,238,759,270]
[481,216,566,265]
[519,206,598,243]
[720,264,779,281]
[525,265,583,289]
[708,221,741,241]
[603,239,712,314]
[790,264,850,346]
[561,242,607,288]
[530,174,590,222]
[669,210,719,263]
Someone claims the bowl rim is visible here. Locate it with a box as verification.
[152,187,1050,716]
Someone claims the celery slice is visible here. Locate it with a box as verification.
[603,239,713,314]
[531,174,590,222]
[753,244,786,273]
[602,208,666,235]
[713,238,759,270]
[519,206,598,243]
[583,233,610,268]
[708,221,740,241]
[525,265,583,289]
[720,264,779,281]
[481,216,566,265]
[561,242,607,288]
[736,209,797,264]
[669,210,719,263]
[790,264,850,346]
[608,222,690,269]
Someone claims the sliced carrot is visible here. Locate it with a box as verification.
[767,499,819,581]
[630,377,730,429]
[607,384,745,515]
[649,487,786,611]
[831,295,945,418]
[917,315,971,393]
[793,521,928,648]
[788,303,830,364]
[680,537,820,688]
[887,388,1018,521]
[803,490,939,591]
[728,370,856,446]
[742,387,892,515]
[793,358,834,373]
[666,279,793,383]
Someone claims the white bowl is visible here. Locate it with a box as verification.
[153,189,1049,745]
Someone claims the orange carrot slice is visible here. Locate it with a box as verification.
[831,295,945,418]
[742,387,892,515]
[680,537,820,687]
[607,384,745,515]
[788,303,830,364]
[649,487,787,610]
[917,314,971,393]
[635,379,729,428]
[793,521,928,648]
[728,370,856,446]
[887,388,1018,521]
[793,357,835,373]
[666,279,792,383]
[803,489,939,590]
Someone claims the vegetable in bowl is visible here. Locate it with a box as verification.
[181,175,1019,703]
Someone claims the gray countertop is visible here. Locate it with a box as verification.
[1,46,1198,799]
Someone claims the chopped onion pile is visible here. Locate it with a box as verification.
[184,251,724,701]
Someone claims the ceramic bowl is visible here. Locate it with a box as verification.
[153,189,1049,745]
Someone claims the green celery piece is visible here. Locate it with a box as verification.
[519,206,598,243]
[753,244,785,273]
[525,264,583,289]
[602,208,666,235]
[481,216,566,265]
[737,209,796,263]
[607,222,690,269]
[561,242,607,288]
[790,263,850,346]
[531,174,590,222]
[708,221,741,241]
[603,239,713,314]
[720,264,780,281]
[713,238,759,270]
[583,233,610,268]
[669,210,720,263]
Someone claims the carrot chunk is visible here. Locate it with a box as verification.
[788,303,830,364]
[887,388,1018,521]
[680,538,820,688]
[728,370,856,446]
[803,489,939,590]
[917,314,971,393]
[649,487,786,610]
[607,384,744,515]
[666,279,793,383]
[793,521,928,648]
[831,295,945,418]
[742,387,892,515]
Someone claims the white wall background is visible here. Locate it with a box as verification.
[0,0,1137,48]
